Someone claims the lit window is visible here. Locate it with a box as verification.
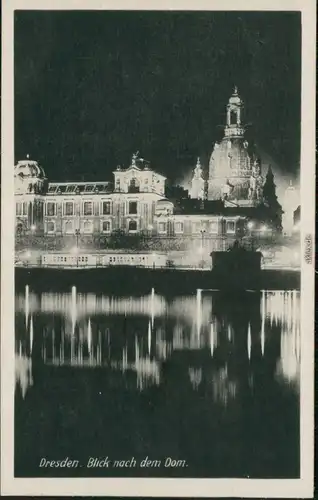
[47,202,56,216]
[65,202,74,216]
[83,202,92,216]
[226,221,235,233]
[16,203,22,216]
[158,222,167,233]
[128,201,138,214]
[175,222,183,234]
[47,221,55,233]
[192,222,201,233]
[102,221,111,233]
[64,220,74,234]
[66,185,76,193]
[84,185,94,192]
[128,220,137,232]
[102,201,111,215]
[83,221,93,233]
[210,221,218,233]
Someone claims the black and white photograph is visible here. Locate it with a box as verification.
[1,0,315,497]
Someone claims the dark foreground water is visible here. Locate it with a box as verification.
[15,285,300,478]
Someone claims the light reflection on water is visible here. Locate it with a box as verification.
[15,288,300,399]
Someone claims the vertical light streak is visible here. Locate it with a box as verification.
[261,290,265,356]
[247,322,251,361]
[151,288,155,328]
[87,317,92,354]
[29,315,34,355]
[196,289,202,337]
[25,285,29,326]
[148,320,152,356]
[71,286,77,336]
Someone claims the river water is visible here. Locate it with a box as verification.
[15,286,300,478]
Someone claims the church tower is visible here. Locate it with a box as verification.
[189,157,205,200]
[208,87,259,204]
[282,180,300,235]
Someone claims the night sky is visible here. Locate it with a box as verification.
[15,10,301,188]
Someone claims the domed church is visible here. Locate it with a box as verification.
[206,87,263,206]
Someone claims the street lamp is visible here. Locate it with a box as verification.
[29,224,36,250]
[73,229,80,267]
[152,252,156,269]
[75,228,80,249]
[200,229,206,269]
[71,245,79,268]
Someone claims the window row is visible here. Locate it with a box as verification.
[16,202,28,216]
[156,221,235,234]
[46,220,112,234]
[44,200,138,216]
[45,219,138,234]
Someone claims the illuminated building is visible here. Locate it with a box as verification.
[282,181,300,235]
[206,87,263,205]
[189,157,205,200]
[14,91,286,248]
[14,152,248,245]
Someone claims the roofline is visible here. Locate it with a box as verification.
[48,181,111,186]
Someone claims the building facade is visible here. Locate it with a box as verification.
[205,87,263,205]
[15,90,285,251]
[15,152,248,245]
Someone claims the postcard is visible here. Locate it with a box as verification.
[1,0,315,497]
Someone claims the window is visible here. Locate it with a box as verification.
[230,110,237,125]
[47,221,55,233]
[102,201,111,215]
[210,221,218,233]
[102,221,111,233]
[83,202,92,216]
[128,178,140,193]
[128,220,137,232]
[84,185,94,192]
[158,222,167,233]
[226,221,235,234]
[192,222,201,233]
[16,202,22,216]
[66,185,77,193]
[64,202,74,216]
[175,222,183,234]
[47,202,56,216]
[83,220,93,233]
[64,220,74,234]
[128,201,137,214]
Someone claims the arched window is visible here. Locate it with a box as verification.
[47,221,55,233]
[102,221,111,233]
[128,178,140,193]
[128,220,137,232]
[65,220,74,234]
[230,110,237,125]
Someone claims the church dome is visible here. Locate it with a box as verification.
[14,157,46,179]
